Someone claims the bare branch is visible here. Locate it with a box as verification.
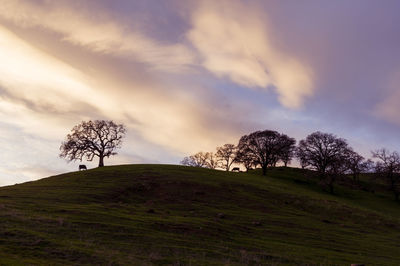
[60,120,126,167]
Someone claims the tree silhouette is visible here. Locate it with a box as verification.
[238,130,291,175]
[216,144,237,171]
[60,120,126,167]
[181,152,221,169]
[297,131,350,193]
[205,152,221,169]
[181,152,209,167]
[345,149,372,182]
[235,146,256,172]
[372,148,400,201]
[278,135,296,167]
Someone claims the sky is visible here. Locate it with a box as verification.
[0,0,400,186]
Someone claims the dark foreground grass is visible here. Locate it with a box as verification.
[0,165,399,265]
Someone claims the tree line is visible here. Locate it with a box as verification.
[57,121,400,200]
[181,129,400,200]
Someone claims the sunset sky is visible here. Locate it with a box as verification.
[1,0,400,185]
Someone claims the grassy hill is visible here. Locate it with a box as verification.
[0,165,399,265]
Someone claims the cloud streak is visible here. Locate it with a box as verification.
[0,22,243,155]
[187,0,314,109]
[0,8,259,180]
[0,0,398,186]
[0,0,195,72]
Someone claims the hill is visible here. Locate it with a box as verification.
[0,165,399,265]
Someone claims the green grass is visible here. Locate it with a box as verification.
[0,164,398,265]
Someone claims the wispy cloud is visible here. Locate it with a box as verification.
[187,0,314,109]
[1,0,397,187]
[0,0,195,72]
[0,0,314,108]
[0,18,253,158]
[0,24,124,137]
[0,0,316,185]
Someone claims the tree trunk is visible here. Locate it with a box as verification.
[262,165,267,176]
[98,155,104,167]
[328,176,335,194]
[284,161,288,167]
[319,171,325,181]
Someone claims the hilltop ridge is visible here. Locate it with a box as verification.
[0,165,398,265]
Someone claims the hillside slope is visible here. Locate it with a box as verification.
[0,165,399,265]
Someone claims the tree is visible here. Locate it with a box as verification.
[296,131,350,193]
[237,130,293,175]
[180,156,196,167]
[235,146,256,172]
[181,152,209,167]
[205,152,221,169]
[372,149,400,201]
[296,148,309,169]
[216,144,237,171]
[345,149,373,182]
[60,120,126,167]
[278,135,296,167]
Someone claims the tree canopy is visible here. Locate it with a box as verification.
[296,131,351,193]
[216,144,237,171]
[60,120,126,167]
[238,130,295,175]
[179,128,400,199]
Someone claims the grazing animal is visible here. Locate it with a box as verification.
[232,167,240,172]
[79,164,87,171]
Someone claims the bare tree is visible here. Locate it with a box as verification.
[278,135,296,167]
[60,120,126,167]
[216,144,237,171]
[235,146,256,172]
[181,152,209,167]
[296,148,309,170]
[237,130,291,175]
[372,149,400,201]
[296,131,350,193]
[180,156,196,167]
[205,152,221,169]
[325,154,349,194]
[345,149,373,182]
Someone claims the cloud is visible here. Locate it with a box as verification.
[0,0,320,186]
[187,0,314,109]
[0,122,69,186]
[0,0,314,109]
[0,20,253,157]
[0,0,195,72]
[374,70,400,126]
[0,25,121,137]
